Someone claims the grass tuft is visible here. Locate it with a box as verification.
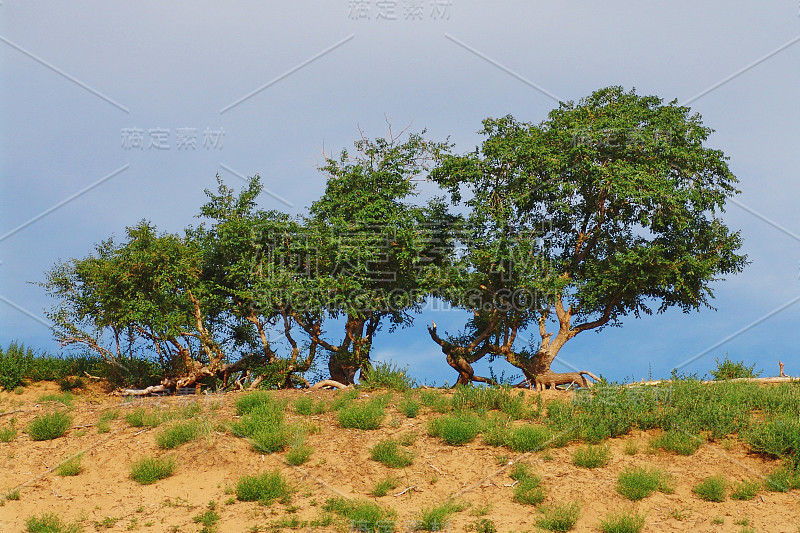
[338,400,385,430]
[412,500,465,531]
[571,444,610,469]
[360,361,416,391]
[730,479,761,501]
[598,509,646,533]
[236,470,293,505]
[129,456,176,485]
[25,513,83,533]
[510,463,547,506]
[427,413,480,446]
[693,475,727,502]
[535,501,581,532]
[323,497,395,532]
[370,476,399,497]
[56,455,83,476]
[0,426,17,442]
[506,424,552,452]
[26,411,71,441]
[285,442,313,466]
[155,420,200,449]
[370,439,414,468]
[616,466,672,501]
[649,430,704,456]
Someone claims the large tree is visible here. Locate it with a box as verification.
[302,129,454,384]
[428,86,748,385]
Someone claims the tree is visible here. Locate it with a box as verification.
[43,221,236,389]
[198,175,324,388]
[428,86,748,385]
[301,129,454,384]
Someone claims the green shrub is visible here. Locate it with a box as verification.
[250,426,290,453]
[616,466,672,501]
[0,426,17,442]
[510,463,547,505]
[764,465,800,492]
[418,390,452,413]
[235,392,287,416]
[693,475,727,502]
[330,388,360,411]
[360,361,415,391]
[709,356,761,380]
[535,501,581,532]
[56,455,83,476]
[370,439,414,468]
[285,443,313,466]
[507,424,552,452]
[129,456,176,484]
[370,476,398,497]
[649,430,704,456]
[742,417,800,465]
[155,420,200,449]
[25,513,83,533]
[338,400,385,430]
[481,416,510,447]
[730,479,761,500]
[293,397,326,416]
[236,470,293,504]
[398,396,420,418]
[413,501,464,531]
[571,444,610,469]
[26,412,72,441]
[58,377,84,392]
[322,497,395,532]
[6,489,20,500]
[428,413,480,446]
[451,385,529,419]
[598,509,646,533]
[0,342,32,390]
[156,420,200,450]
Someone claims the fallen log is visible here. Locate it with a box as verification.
[310,379,351,390]
[113,384,170,396]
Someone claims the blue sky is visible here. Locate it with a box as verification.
[2,1,799,384]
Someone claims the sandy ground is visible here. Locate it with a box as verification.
[0,382,799,532]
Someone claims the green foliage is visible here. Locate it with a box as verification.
[56,455,83,476]
[25,513,83,533]
[285,442,313,466]
[235,392,287,416]
[709,356,761,380]
[26,412,72,441]
[235,470,293,504]
[506,424,552,452]
[510,463,547,505]
[330,388,360,410]
[155,420,200,449]
[293,397,326,415]
[649,430,704,456]
[38,392,74,407]
[598,510,646,533]
[427,413,480,445]
[360,362,415,391]
[535,502,581,532]
[451,385,529,419]
[692,475,727,502]
[370,476,399,497]
[418,390,451,413]
[397,396,421,418]
[370,439,414,468]
[616,466,673,501]
[412,501,465,531]
[764,465,800,492]
[742,417,800,466]
[0,424,17,442]
[571,444,610,468]
[0,342,33,390]
[6,489,20,500]
[468,518,497,533]
[322,497,396,532]
[192,504,220,533]
[129,456,176,484]
[338,400,385,430]
[730,479,761,500]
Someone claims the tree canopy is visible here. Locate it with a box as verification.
[42,87,747,390]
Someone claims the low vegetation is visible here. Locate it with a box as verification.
[535,501,581,532]
[616,466,673,501]
[235,470,293,504]
[56,454,83,477]
[129,456,177,485]
[510,463,548,506]
[693,475,728,502]
[598,509,646,533]
[413,500,465,531]
[322,497,395,531]
[26,411,72,441]
[25,513,83,533]
[370,439,414,468]
[571,444,610,468]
